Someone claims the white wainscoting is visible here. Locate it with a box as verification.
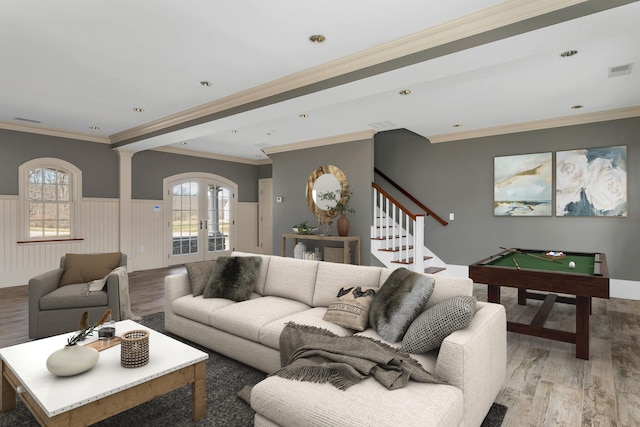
[0,196,119,288]
[131,199,165,271]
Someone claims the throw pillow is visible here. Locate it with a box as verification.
[401,295,477,353]
[59,252,122,287]
[322,286,377,331]
[203,256,262,302]
[185,260,215,297]
[369,268,435,342]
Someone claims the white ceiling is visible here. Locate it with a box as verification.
[2,0,639,163]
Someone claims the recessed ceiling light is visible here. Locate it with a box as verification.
[200,81,212,87]
[571,105,584,109]
[266,130,275,136]
[398,90,411,96]
[89,126,100,130]
[560,50,578,57]
[133,107,144,112]
[309,35,325,43]
[452,124,463,128]
[231,129,239,133]
[299,114,308,118]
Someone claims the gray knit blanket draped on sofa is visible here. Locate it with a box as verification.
[273,322,445,390]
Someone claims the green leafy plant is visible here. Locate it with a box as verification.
[292,221,315,235]
[318,185,355,215]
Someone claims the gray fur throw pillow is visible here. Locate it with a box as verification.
[185,260,215,297]
[203,256,262,302]
[369,268,435,342]
[401,295,477,353]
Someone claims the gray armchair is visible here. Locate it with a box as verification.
[28,253,127,339]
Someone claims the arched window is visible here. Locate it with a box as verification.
[19,158,82,241]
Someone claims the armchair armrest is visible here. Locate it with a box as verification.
[105,272,122,321]
[435,301,507,427]
[29,268,64,304]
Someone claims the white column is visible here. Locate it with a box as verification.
[116,149,134,272]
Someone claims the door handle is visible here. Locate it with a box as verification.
[199,220,203,230]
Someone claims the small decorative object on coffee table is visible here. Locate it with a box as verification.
[121,330,150,368]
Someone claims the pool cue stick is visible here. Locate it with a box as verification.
[500,246,561,263]
[512,258,520,270]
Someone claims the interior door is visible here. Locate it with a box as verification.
[258,178,273,254]
[167,176,234,265]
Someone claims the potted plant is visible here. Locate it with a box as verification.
[318,185,355,236]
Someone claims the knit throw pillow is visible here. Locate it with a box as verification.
[185,260,215,297]
[323,286,377,331]
[402,295,477,353]
[203,256,262,302]
[369,268,435,342]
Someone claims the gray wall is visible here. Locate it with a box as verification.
[131,150,260,202]
[0,129,119,198]
[0,129,264,203]
[375,118,640,281]
[269,138,374,261]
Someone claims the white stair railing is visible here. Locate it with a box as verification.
[372,184,425,273]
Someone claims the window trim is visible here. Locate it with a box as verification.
[18,158,82,242]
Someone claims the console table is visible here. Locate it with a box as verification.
[281,233,361,265]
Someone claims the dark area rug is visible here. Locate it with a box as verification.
[1,312,507,426]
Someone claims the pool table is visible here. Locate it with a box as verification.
[469,248,609,359]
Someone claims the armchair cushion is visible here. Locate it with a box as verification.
[59,252,122,286]
[40,284,108,310]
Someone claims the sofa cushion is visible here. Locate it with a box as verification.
[40,284,108,310]
[185,260,215,297]
[369,268,435,342]
[322,286,377,331]
[209,296,310,342]
[424,275,474,308]
[259,307,354,350]
[59,252,121,286]
[172,294,236,325]
[402,296,478,353]
[232,251,271,295]
[251,376,464,427]
[203,256,262,302]
[263,256,319,306]
[312,262,381,307]
[356,329,438,374]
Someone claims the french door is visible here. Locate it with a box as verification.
[165,173,237,265]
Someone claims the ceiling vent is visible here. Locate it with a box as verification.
[13,117,42,124]
[609,63,633,78]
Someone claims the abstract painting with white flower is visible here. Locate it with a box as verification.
[494,152,552,216]
[556,146,627,217]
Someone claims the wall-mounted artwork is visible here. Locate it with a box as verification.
[556,145,627,217]
[494,152,552,216]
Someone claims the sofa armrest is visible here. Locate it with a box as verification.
[434,301,507,427]
[164,273,191,315]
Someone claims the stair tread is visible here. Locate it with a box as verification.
[425,266,446,274]
[390,256,433,264]
[378,246,413,252]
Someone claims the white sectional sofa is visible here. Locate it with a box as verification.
[164,252,507,427]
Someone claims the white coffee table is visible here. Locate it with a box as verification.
[0,319,208,426]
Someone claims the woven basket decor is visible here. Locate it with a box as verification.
[120,330,150,368]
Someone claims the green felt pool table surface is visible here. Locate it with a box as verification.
[484,250,596,275]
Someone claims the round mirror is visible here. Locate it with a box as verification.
[306,165,348,217]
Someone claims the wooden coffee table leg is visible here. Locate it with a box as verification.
[191,361,206,421]
[575,296,590,360]
[1,360,17,412]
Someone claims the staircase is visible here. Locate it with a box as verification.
[371,182,447,274]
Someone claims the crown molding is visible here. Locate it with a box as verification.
[427,106,640,143]
[262,130,376,155]
[153,146,272,165]
[110,0,584,145]
[0,120,111,144]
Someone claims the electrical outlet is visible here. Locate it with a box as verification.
[276,196,283,203]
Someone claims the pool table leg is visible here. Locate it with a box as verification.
[575,296,590,360]
[517,288,527,305]
[487,284,501,303]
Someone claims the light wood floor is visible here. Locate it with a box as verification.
[1,268,638,426]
